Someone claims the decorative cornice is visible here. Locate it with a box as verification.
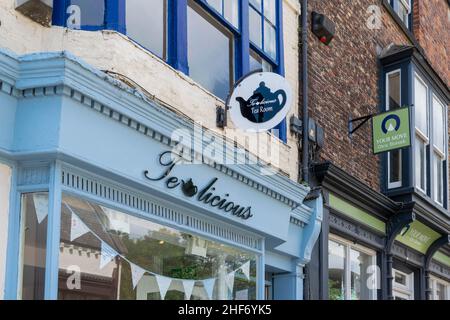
[0,49,312,217]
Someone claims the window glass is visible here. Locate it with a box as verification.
[433,153,444,204]
[67,0,105,28]
[414,76,428,136]
[394,0,410,28]
[18,193,49,300]
[387,71,401,110]
[433,96,445,153]
[415,137,426,191]
[392,269,414,300]
[249,6,262,48]
[249,0,277,60]
[387,71,402,188]
[329,238,377,301]
[249,50,273,72]
[328,240,346,300]
[263,0,276,24]
[436,282,446,300]
[0,163,12,299]
[205,0,239,28]
[349,249,375,300]
[126,0,167,59]
[389,150,402,187]
[187,2,234,101]
[58,194,257,300]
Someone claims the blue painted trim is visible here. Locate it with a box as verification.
[44,162,62,300]
[105,0,126,33]
[168,0,189,74]
[237,0,250,78]
[3,162,19,299]
[273,0,286,143]
[52,0,66,26]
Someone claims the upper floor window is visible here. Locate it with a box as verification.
[390,0,411,29]
[412,73,447,207]
[204,0,239,28]
[249,0,277,61]
[125,0,167,59]
[52,0,286,141]
[187,0,234,100]
[432,95,446,205]
[414,75,428,193]
[386,70,402,189]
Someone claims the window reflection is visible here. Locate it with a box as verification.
[58,194,257,300]
[19,193,49,300]
[187,1,234,101]
[249,50,273,72]
[126,0,167,59]
[328,240,346,300]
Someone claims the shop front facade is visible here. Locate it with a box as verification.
[0,49,322,300]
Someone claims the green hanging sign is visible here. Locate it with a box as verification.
[372,107,411,154]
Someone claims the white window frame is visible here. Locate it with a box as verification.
[394,0,411,28]
[329,234,377,300]
[430,276,450,300]
[431,94,447,206]
[386,69,403,189]
[413,74,430,193]
[392,268,414,300]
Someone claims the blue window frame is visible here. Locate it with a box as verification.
[52,0,287,142]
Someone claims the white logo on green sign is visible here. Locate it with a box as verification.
[372,107,411,154]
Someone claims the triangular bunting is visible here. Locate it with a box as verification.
[70,213,90,242]
[226,271,235,292]
[240,261,250,280]
[100,241,118,269]
[33,194,48,224]
[130,263,147,289]
[182,280,196,300]
[155,275,172,300]
[203,278,216,300]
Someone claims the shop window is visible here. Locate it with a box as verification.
[392,269,414,300]
[430,277,450,300]
[57,194,257,300]
[328,236,377,300]
[125,0,167,59]
[0,163,12,299]
[432,96,446,205]
[187,0,234,101]
[18,193,49,300]
[414,75,429,193]
[386,70,402,189]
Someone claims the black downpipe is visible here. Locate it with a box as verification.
[301,0,309,184]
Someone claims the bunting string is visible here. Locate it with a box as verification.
[64,203,251,299]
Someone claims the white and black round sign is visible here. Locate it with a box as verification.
[228,72,292,132]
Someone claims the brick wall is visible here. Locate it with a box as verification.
[306,0,412,191]
[413,0,450,87]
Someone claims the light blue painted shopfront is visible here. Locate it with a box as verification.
[0,49,322,300]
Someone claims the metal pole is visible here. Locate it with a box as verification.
[301,0,309,183]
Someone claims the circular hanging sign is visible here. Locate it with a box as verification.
[227,72,293,132]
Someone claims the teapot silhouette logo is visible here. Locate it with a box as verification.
[236,81,287,124]
[181,179,198,197]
